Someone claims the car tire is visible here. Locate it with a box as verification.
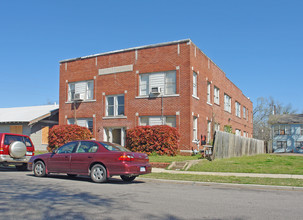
[90,164,107,183]
[33,161,46,177]
[120,175,137,182]
[67,174,77,177]
[9,141,27,158]
[16,163,28,171]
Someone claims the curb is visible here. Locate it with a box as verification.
[137,177,303,191]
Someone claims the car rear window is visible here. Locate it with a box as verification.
[101,142,131,152]
[4,135,32,147]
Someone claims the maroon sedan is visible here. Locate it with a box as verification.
[28,141,151,183]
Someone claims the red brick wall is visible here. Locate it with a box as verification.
[59,40,253,153]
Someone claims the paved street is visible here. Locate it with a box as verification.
[1,167,303,220]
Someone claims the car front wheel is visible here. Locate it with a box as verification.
[90,164,107,183]
[33,161,46,177]
[120,175,137,182]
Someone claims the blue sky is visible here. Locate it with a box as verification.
[1,0,302,112]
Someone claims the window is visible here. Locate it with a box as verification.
[193,72,197,97]
[139,116,176,127]
[68,118,93,133]
[274,125,291,136]
[277,141,287,151]
[301,125,303,135]
[243,106,246,119]
[139,70,176,96]
[224,94,231,113]
[207,82,211,103]
[235,129,241,136]
[57,142,78,154]
[295,141,303,151]
[193,117,198,140]
[76,141,98,153]
[68,80,94,101]
[106,95,124,117]
[214,123,220,132]
[243,131,247,137]
[207,121,211,143]
[235,102,241,117]
[214,86,220,105]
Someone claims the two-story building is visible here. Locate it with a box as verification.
[59,39,253,154]
[271,114,303,153]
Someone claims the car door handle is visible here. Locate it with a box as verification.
[88,156,92,158]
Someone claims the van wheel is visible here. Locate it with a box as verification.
[33,161,46,177]
[16,163,28,171]
[90,164,107,183]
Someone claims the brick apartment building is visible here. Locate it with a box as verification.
[59,39,253,154]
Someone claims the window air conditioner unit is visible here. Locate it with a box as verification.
[150,87,161,95]
[74,93,85,101]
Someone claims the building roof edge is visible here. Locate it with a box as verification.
[60,39,191,63]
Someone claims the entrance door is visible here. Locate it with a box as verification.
[104,127,126,146]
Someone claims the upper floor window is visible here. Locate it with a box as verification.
[243,106,246,119]
[274,125,291,136]
[301,125,303,135]
[106,95,124,117]
[140,116,176,127]
[235,102,241,117]
[193,72,197,97]
[214,86,220,105]
[224,94,231,113]
[207,82,211,103]
[68,80,94,101]
[139,70,176,96]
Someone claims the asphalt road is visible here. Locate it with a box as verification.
[1,166,303,220]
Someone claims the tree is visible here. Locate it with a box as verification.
[253,97,296,141]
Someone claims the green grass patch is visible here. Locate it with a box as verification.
[148,154,201,163]
[34,151,48,155]
[188,154,303,175]
[144,173,303,187]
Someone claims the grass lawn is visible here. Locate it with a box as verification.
[148,154,201,163]
[188,154,303,175]
[144,173,303,187]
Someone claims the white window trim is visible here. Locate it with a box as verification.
[214,86,220,105]
[68,80,94,102]
[106,94,125,117]
[139,116,176,127]
[139,70,177,96]
[207,82,211,104]
[224,94,231,113]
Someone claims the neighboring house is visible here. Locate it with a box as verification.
[271,114,303,153]
[0,105,59,151]
[59,39,253,154]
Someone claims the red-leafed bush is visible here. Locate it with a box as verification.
[48,125,92,152]
[126,125,180,156]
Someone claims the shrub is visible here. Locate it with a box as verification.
[48,125,92,152]
[126,125,180,156]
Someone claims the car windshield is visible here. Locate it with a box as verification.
[4,135,32,147]
[101,142,131,152]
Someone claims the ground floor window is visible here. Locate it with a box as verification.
[140,116,176,127]
[277,141,287,151]
[68,118,93,134]
[295,141,303,152]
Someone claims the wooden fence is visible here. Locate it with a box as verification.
[213,131,265,159]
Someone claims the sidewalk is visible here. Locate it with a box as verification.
[152,168,303,179]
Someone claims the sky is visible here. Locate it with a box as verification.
[0,0,302,112]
